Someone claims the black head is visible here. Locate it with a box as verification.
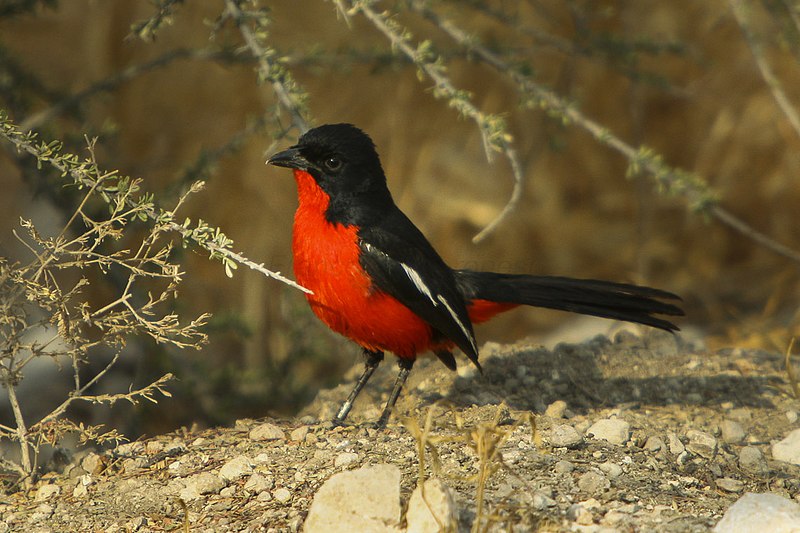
[268,123,388,197]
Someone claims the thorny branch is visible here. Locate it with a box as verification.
[729,0,800,141]
[223,0,311,135]
[0,115,311,293]
[345,1,525,243]
[410,1,800,265]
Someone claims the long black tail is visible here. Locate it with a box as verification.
[455,270,684,332]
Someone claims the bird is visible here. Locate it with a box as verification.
[268,123,683,428]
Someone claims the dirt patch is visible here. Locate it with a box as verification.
[2,329,799,531]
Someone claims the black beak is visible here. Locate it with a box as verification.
[267,146,309,170]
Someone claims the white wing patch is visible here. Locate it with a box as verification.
[401,262,437,305]
[363,240,477,353]
[436,294,477,354]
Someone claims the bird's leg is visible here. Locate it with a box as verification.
[334,349,384,425]
[374,358,415,429]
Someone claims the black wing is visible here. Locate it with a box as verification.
[356,208,480,369]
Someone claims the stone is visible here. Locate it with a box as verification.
[554,460,575,474]
[405,479,458,533]
[245,473,274,493]
[667,433,685,455]
[273,487,292,503]
[219,455,254,481]
[587,419,630,445]
[716,478,744,493]
[720,420,746,444]
[549,424,583,448]
[249,423,286,442]
[739,446,769,475]
[686,430,717,459]
[578,471,610,494]
[304,464,402,532]
[290,426,310,442]
[34,484,61,501]
[334,452,359,468]
[531,491,557,510]
[713,492,800,532]
[644,436,665,452]
[545,400,568,419]
[598,461,623,479]
[179,472,225,501]
[772,428,800,465]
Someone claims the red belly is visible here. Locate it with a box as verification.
[292,170,435,358]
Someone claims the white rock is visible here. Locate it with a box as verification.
[405,479,458,533]
[772,428,800,466]
[714,492,800,532]
[686,429,717,459]
[219,455,254,481]
[290,426,310,442]
[304,464,401,533]
[720,420,746,444]
[334,452,359,468]
[716,478,744,493]
[598,461,623,479]
[273,487,292,503]
[531,491,557,510]
[587,418,630,445]
[244,473,274,493]
[549,425,583,448]
[667,433,685,455]
[34,484,61,501]
[739,446,769,475]
[578,471,610,494]
[249,423,286,441]
[179,472,225,501]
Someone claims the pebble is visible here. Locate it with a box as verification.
[738,446,769,475]
[245,473,274,493]
[179,472,225,501]
[714,492,800,532]
[290,426,310,442]
[686,429,717,459]
[587,418,630,445]
[716,478,744,493]
[304,464,401,532]
[405,479,458,533]
[34,484,61,501]
[772,428,800,465]
[578,471,610,494]
[644,436,665,452]
[273,487,292,503]
[219,455,254,481]
[567,502,595,525]
[786,410,798,424]
[554,460,575,474]
[545,400,568,419]
[667,433,685,455]
[531,491,557,510]
[598,461,623,479]
[549,425,583,448]
[29,503,53,522]
[720,420,746,444]
[81,453,105,474]
[249,423,286,442]
[334,452,359,468]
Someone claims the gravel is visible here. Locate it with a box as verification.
[3,330,798,531]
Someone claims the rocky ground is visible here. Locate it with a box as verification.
[2,326,800,531]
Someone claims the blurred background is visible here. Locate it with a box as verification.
[0,0,798,439]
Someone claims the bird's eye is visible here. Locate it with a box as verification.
[323,156,343,172]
